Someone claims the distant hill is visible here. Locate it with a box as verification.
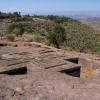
[21,11,100,16]
[79,17,100,31]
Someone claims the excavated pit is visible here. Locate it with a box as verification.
[0,43,7,47]
[0,67,27,75]
[64,58,79,64]
[64,57,100,78]
[61,58,81,77]
[60,66,81,77]
[0,51,99,78]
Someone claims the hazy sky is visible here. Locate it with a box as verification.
[0,0,100,12]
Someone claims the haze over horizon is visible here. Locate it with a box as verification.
[0,0,100,12]
[0,0,100,16]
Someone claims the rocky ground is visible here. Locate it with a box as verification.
[0,40,100,100]
[0,71,100,100]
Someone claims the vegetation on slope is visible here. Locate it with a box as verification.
[33,15,100,54]
[1,12,99,55]
[63,21,100,54]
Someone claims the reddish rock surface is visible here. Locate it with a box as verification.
[0,71,100,100]
[0,41,100,100]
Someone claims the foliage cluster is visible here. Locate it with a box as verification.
[64,21,100,54]
[33,33,45,43]
[47,24,66,48]
[7,23,24,36]
[0,11,21,19]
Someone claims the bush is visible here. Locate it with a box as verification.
[47,24,66,48]
[7,23,24,36]
[7,34,15,42]
[13,27,23,36]
[34,33,46,43]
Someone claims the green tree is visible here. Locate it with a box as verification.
[13,12,21,17]
[47,25,66,48]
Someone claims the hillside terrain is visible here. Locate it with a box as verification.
[0,12,100,55]
[0,12,100,100]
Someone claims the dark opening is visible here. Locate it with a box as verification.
[60,66,81,77]
[64,58,79,64]
[0,67,27,75]
[0,43,7,47]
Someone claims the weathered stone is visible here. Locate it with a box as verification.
[0,51,82,77]
[0,45,100,78]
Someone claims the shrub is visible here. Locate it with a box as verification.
[47,24,66,48]
[7,34,15,42]
[13,27,23,36]
[34,33,46,43]
[7,23,24,36]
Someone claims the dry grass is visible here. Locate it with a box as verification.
[22,34,34,42]
[0,53,2,59]
[81,68,97,78]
